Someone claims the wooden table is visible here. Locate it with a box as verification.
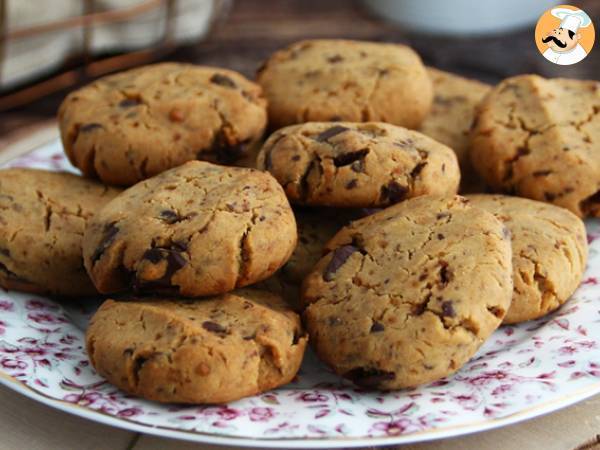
[1,1,600,449]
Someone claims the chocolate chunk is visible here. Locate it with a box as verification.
[91,222,119,263]
[370,322,385,333]
[380,181,407,204]
[327,54,344,63]
[487,305,504,318]
[544,192,556,202]
[291,154,301,161]
[135,246,187,290]
[159,210,180,224]
[210,73,237,88]
[323,245,358,281]
[437,233,445,240]
[436,212,450,220]
[328,316,342,326]
[80,123,103,133]
[345,367,396,389]
[533,170,552,177]
[346,179,358,189]
[204,130,249,164]
[441,301,456,317]
[119,98,141,108]
[439,262,452,285]
[0,248,10,257]
[410,162,427,177]
[315,126,349,142]
[202,321,227,334]
[333,148,369,167]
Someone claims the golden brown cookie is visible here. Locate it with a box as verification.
[257,39,433,129]
[86,289,307,404]
[302,195,513,390]
[470,74,600,217]
[82,161,296,297]
[59,63,267,186]
[419,68,491,192]
[0,168,120,296]
[257,122,459,207]
[468,194,587,324]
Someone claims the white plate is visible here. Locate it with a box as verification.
[1,138,600,448]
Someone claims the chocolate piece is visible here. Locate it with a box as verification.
[91,222,119,263]
[441,301,456,317]
[333,149,369,167]
[380,181,408,204]
[323,245,358,281]
[210,73,237,88]
[327,54,344,63]
[346,179,358,189]
[159,210,180,224]
[370,321,385,332]
[202,321,228,334]
[119,98,141,108]
[345,367,396,389]
[315,126,349,142]
[80,123,103,133]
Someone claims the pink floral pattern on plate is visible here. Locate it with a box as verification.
[1,141,600,445]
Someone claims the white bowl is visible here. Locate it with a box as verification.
[363,0,559,36]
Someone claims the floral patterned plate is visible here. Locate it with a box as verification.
[1,138,600,448]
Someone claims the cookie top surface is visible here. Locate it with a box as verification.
[257,122,460,207]
[86,289,307,403]
[419,68,491,192]
[59,63,267,186]
[470,74,600,216]
[82,161,296,297]
[302,195,513,389]
[0,168,120,296]
[467,194,587,324]
[257,39,433,129]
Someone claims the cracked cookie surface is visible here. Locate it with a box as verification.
[470,74,600,217]
[86,289,307,404]
[302,195,513,390]
[468,194,587,324]
[419,68,491,193]
[257,122,459,207]
[0,168,121,296]
[257,39,432,130]
[82,161,296,297]
[59,63,267,186]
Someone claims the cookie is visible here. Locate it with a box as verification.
[59,63,267,186]
[470,74,600,217]
[0,169,120,296]
[302,195,513,390]
[86,289,307,404]
[255,207,355,308]
[257,39,433,130]
[419,68,491,192]
[82,161,296,297]
[467,194,587,324]
[256,122,460,207]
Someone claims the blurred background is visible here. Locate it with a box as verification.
[0,0,598,138]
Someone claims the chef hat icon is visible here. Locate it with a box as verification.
[551,7,592,33]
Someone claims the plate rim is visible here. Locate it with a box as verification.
[1,130,600,447]
[1,368,599,448]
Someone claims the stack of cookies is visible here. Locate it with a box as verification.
[0,38,595,403]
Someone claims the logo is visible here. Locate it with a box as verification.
[535,5,595,65]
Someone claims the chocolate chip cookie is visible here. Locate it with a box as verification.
[257,39,433,129]
[0,168,120,296]
[468,194,587,324]
[59,63,267,186]
[470,74,600,217]
[302,195,513,390]
[83,161,296,297]
[256,122,460,207]
[86,289,307,404]
[419,68,491,192]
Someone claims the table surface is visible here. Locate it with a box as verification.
[1,1,600,449]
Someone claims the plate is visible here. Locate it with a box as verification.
[1,137,600,448]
